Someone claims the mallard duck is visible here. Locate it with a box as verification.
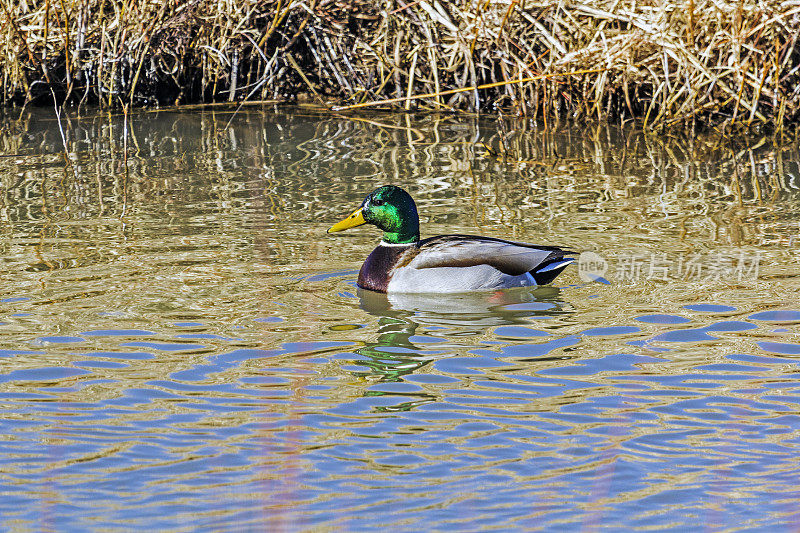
[328,185,575,293]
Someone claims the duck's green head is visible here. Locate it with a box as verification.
[328,185,420,244]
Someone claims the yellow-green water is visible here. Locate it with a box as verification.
[1,107,800,530]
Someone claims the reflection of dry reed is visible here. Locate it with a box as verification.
[2,1,798,130]
[1,108,797,252]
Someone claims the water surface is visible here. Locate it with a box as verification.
[1,107,800,530]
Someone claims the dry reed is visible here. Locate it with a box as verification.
[2,0,799,131]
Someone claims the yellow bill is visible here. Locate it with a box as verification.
[328,208,366,233]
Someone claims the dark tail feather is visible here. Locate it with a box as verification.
[531,256,575,285]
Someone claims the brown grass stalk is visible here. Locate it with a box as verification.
[333,67,607,111]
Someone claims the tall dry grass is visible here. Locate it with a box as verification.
[2,0,799,130]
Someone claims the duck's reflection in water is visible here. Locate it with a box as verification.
[360,286,569,332]
[349,287,572,411]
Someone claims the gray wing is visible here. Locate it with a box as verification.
[410,235,574,277]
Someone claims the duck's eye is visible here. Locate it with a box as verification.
[372,199,385,206]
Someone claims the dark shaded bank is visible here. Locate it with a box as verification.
[3,1,799,131]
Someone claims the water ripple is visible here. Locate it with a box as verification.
[1,109,800,530]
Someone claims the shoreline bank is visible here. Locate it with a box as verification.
[3,1,799,131]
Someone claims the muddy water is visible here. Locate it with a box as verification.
[1,107,799,530]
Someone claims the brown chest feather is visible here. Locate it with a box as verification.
[357,245,416,293]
